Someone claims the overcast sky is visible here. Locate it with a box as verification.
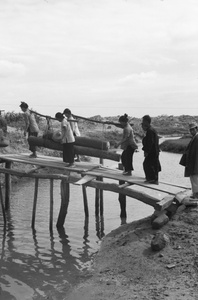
[0,0,198,118]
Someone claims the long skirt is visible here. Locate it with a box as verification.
[121,145,135,172]
[62,142,75,164]
[143,154,161,181]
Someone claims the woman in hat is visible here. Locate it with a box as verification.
[180,122,198,198]
[55,112,75,167]
[116,113,138,176]
[19,101,39,158]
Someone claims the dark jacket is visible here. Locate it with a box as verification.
[142,126,160,158]
[184,134,198,177]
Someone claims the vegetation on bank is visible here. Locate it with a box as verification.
[160,136,191,154]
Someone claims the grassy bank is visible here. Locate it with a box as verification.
[160,137,190,154]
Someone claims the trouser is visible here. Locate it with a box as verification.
[143,155,161,181]
[121,146,135,172]
[190,175,198,195]
[63,142,75,163]
[28,131,38,152]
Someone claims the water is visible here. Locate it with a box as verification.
[0,147,191,300]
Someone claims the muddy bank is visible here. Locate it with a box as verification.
[66,206,198,300]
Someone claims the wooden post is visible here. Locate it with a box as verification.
[118,163,127,220]
[5,161,11,210]
[32,178,39,229]
[99,180,104,216]
[0,183,6,225]
[56,179,70,228]
[82,185,89,217]
[95,180,100,216]
[99,159,104,216]
[49,179,54,232]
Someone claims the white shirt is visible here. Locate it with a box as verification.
[61,117,75,143]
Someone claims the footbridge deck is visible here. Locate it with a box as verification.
[0,153,192,230]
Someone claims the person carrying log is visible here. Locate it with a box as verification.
[115,113,138,176]
[63,108,81,162]
[55,112,75,167]
[19,102,39,158]
[141,114,161,184]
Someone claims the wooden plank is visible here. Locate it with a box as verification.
[0,153,100,173]
[83,170,185,195]
[74,175,96,185]
[154,195,175,211]
[118,182,132,188]
[84,179,160,208]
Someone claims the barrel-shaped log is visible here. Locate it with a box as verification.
[29,135,110,150]
[28,136,120,161]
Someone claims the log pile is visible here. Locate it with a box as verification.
[28,135,121,161]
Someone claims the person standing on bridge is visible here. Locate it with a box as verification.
[55,112,75,167]
[141,115,161,184]
[179,122,198,198]
[116,113,138,176]
[63,108,81,162]
[19,102,39,158]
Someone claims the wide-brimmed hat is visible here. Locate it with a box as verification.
[189,122,198,129]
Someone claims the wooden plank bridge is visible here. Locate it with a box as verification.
[0,153,192,231]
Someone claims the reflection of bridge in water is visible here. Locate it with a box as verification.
[0,153,191,231]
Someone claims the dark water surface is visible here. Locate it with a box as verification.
[0,148,191,300]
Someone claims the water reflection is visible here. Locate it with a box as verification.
[0,149,164,299]
[0,207,108,299]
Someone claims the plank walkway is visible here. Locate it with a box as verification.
[0,153,192,229]
[0,153,191,200]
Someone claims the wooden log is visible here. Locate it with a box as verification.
[32,178,39,229]
[5,161,11,210]
[28,136,120,161]
[0,183,6,225]
[49,179,54,232]
[82,185,89,217]
[29,135,110,150]
[56,180,70,228]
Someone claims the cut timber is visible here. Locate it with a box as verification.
[75,136,110,150]
[74,175,96,185]
[155,195,175,211]
[28,136,120,161]
[29,135,110,150]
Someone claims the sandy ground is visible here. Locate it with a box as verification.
[66,206,198,300]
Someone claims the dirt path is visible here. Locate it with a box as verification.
[66,206,198,300]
